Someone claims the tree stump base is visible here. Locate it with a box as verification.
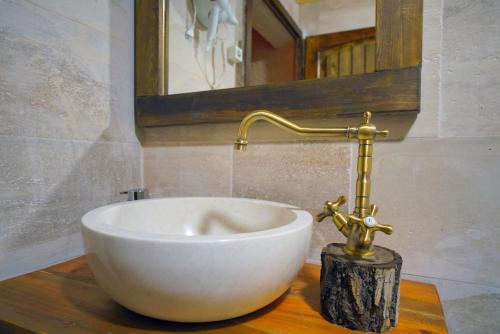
[320,243,403,333]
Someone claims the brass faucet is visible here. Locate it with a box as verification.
[234,110,393,257]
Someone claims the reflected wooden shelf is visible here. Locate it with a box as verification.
[0,256,447,333]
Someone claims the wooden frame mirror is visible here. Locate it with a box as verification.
[135,0,422,127]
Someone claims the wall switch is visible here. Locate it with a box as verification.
[227,45,243,64]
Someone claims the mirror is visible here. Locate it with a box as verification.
[167,0,375,94]
[135,0,422,127]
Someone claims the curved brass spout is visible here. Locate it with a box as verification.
[234,110,392,257]
[234,110,357,151]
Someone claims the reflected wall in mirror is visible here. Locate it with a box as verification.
[163,0,376,94]
[245,0,301,86]
[168,0,245,94]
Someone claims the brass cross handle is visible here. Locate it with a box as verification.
[350,204,393,245]
[316,196,393,252]
[316,196,347,222]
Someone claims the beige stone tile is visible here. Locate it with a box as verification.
[0,136,141,277]
[70,141,142,203]
[443,293,500,334]
[233,142,352,259]
[27,0,133,42]
[138,113,418,146]
[0,232,84,281]
[138,123,241,146]
[365,137,500,287]
[0,0,139,280]
[439,0,500,137]
[0,0,136,143]
[143,145,233,198]
[0,136,40,206]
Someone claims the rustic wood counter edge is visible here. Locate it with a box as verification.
[0,256,448,334]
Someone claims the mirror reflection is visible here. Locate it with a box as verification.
[169,0,375,94]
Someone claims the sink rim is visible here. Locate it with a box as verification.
[82,197,312,243]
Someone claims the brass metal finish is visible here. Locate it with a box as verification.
[234,111,356,152]
[234,110,392,257]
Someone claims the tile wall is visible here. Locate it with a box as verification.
[0,0,141,279]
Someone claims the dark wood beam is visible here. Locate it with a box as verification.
[136,66,420,127]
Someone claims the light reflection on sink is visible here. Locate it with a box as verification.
[81,197,312,322]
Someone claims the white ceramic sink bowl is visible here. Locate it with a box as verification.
[81,197,312,322]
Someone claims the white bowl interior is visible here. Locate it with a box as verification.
[98,198,298,236]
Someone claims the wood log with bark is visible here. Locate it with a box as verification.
[320,243,403,333]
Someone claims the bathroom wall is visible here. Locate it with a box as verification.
[278,0,300,29]
[0,0,141,280]
[141,0,500,331]
[168,0,245,94]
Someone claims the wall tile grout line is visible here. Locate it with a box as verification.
[0,134,140,146]
[23,0,131,44]
[402,273,500,290]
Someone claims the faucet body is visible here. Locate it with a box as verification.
[235,110,392,257]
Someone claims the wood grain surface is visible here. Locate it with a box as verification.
[321,244,403,332]
[376,0,423,70]
[0,256,447,333]
[136,66,420,127]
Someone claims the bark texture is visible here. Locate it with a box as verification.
[320,243,402,333]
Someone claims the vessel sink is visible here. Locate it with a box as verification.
[81,197,312,322]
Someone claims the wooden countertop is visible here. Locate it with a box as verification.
[0,256,448,333]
